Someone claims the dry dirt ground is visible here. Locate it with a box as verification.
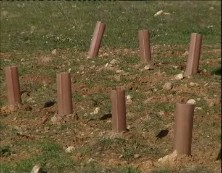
[0,45,221,172]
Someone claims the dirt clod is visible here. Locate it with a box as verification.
[163,82,173,90]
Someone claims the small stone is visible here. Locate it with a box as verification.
[51,49,57,55]
[119,154,123,158]
[102,52,109,57]
[104,63,109,67]
[152,88,158,92]
[173,65,179,69]
[203,69,207,73]
[126,95,132,100]
[116,70,124,73]
[189,82,195,86]
[134,154,141,159]
[175,73,184,80]
[144,64,154,70]
[163,82,173,90]
[90,107,100,115]
[87,158,95,163]
[65,146,75,153]
[187,99,196,105]
[209,6,214,10]
[27,97,35,103]
[158,111,165,116]
[30,165,43,173]
[189,82,198,87]
[154,10,163,16]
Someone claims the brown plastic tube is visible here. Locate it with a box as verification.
[111,87,126,133]
[88,21,106,58]
[4,66,21,106]
[138,30,152,64]
[184,33,202,76]
[57,72,73,116]
[174,103,195,155]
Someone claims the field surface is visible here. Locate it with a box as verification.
[0,1,221,173]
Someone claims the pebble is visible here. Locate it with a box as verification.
[116,70,124,73]
[27,97,36,103]
[104,63,109,67]
[126,95,133,104]
[187,99,196,105]
[90,107,100,115]
[173,65,179,69]
[119,154,123,158]
[134,154,141,159]
[153,88,158,92]
[144,64,153,70]
[154,10,163,16]
[175,73,184,80]
[158,111,165,116]
[102,53,109,57]
[195,107,202,110]
[126,95,132,100]
[163,82,173,90]
[51,49,57,55]
[87,158,95,163]
[203,69,207,73]
[65,146,75,153]
[30,165,44,173]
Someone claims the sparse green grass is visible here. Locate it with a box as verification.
[0,1,221,52]
[0,1,221,173]
[0,140,76,173]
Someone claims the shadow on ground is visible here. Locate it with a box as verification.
[211,67,221,76]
